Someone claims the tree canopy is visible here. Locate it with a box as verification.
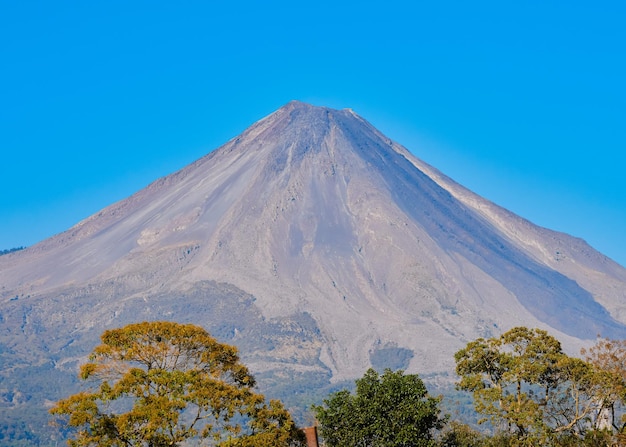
[581,336,626,437]
[454,326,625,446]
[313,368,444,447]
[50,321,305,447]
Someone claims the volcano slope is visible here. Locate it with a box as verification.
[1,101,626,442]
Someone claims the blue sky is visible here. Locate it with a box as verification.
[1,1,625,267]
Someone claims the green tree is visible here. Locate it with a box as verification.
[313,368,444,447]
[437,421,487,447]
[454,327,620,446]
[50,321,305,447]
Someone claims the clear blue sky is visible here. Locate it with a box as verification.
[1,1,625,267]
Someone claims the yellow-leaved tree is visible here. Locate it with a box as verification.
[50,321,305,447]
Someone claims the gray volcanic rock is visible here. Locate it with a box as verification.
[1,101,626,441]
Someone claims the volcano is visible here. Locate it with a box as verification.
[1,101,626,442]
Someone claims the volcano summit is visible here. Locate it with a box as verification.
[1,101,626,439]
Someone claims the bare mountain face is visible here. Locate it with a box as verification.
[2,101,626,440]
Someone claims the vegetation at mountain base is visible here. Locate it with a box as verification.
[454,326,626,446]
[313,368,445,447]
[0,357,79,446]
[50,321,306,447]
[3,320,625,447]
[308,329,625,447]
[436,422,616,447]
[581,336,626,433]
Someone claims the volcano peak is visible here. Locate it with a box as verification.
[2,103,626,440]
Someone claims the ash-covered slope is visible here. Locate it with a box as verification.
[1,101,626,440]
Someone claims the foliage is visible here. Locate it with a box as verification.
[313,368,445,447]
[455,327,558,443]
[437,421,488,447]
[437,425,618,447]
[455,327,626,446]
[581,336,626,432]
[0,360,75,446]
[50,321,305,447]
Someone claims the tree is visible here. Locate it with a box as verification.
[437,421,488,447]
[581,336,626,434]
[50,321,305,447]
[454,327,619,446]
[313,368,444,447]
